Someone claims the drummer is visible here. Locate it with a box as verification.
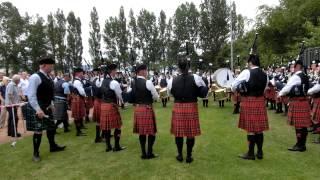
[159,73,168,107]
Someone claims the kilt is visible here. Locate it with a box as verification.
[239,96,269,133]
[85,96,94,110]
[93,98,101,123]
[25,103,55,132]
[133,105,157,135]
[288,97,312,128]
[312,98,320,123]
[53,98,68,121]
[71,95,86,120]
[269,87,276,101]
[171,103,201,137]
[100,102,122,131]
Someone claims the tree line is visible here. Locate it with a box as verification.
[0,0,246,74]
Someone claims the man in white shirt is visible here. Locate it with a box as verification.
[71,67,87,136]
[100,63,125,152]
[132,64,159,159]
[278,60,312,152]
[307,81,320,143]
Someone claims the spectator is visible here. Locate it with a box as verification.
[5,75,21,137]
[0,76,9,128]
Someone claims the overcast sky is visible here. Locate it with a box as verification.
[3,0,279,61]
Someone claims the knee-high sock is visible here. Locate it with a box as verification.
[33,133,42,155]
[95,125,101,140]
[255,133,264,154]
[139,135,146,155]
[301,128,308,147]
[47,130,56,148]
[175,137,183,156]
[186,138,195,157]
[114,129,121,148]
[295,128,303,147]
[105,130,111,148]
[147,135,156,155]
[247,135,255,155]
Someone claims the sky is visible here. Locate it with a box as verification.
[2,0,279,62]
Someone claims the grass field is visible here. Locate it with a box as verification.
[0,101,320,180]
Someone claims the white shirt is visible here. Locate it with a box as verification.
[27,70,52,111]
[95,77,104,88]
[231,66,268,92]
[18,78,29,96]
[137,76,159,100]
[73,78,86,97]
[167,74,206,94]
[308,84,320,95]
[279,71,302,97]
[109,77,123,103]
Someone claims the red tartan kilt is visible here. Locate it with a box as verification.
[232,92,240,103]
[133,105,157,135]
[239,96,269,133]
[100,102,122,130]
[71,95,86,120]
[311,98,320,123]
[85,97,94,109]
[288,97,312,128]
[269,88,276,100]
[265,88,271,99]
[171,103,201,137]
[93,99,101,123]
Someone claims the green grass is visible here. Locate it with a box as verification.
[1,101,320,180]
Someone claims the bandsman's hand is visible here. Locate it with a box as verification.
[36,110,45,119]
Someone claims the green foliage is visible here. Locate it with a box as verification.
[89,7,101,68]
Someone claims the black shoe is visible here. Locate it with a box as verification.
[147,153,158,159]
[186,156,193,163]
[256,152,263,160]
[113,146,126,152]
[238,153,255,160]
[50,145,66,152]
[141,154,148,159]
[95,138,103,143]
[106,145,113,152]
[32,154,41,162]
[176,155,183,162]
[288,145,306,152]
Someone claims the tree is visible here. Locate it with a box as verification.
[137,9,159,69]
[128,9,139,66]
[54,9,67,71]
[66,11,82,67]
[0,1,24,74]
[88,7,101,68]
[25,16,48,71]
[199,0,230,69]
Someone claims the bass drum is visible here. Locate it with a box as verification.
[212,68,235,88]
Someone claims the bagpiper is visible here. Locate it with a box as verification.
[25,57,66,162]
[168,59,208,163]
[71,67,87,136]
[131,64,159,159]
[231,54,268,160]
[279,60,311,152]
[100,63,126,152]
[53,73,71,133]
